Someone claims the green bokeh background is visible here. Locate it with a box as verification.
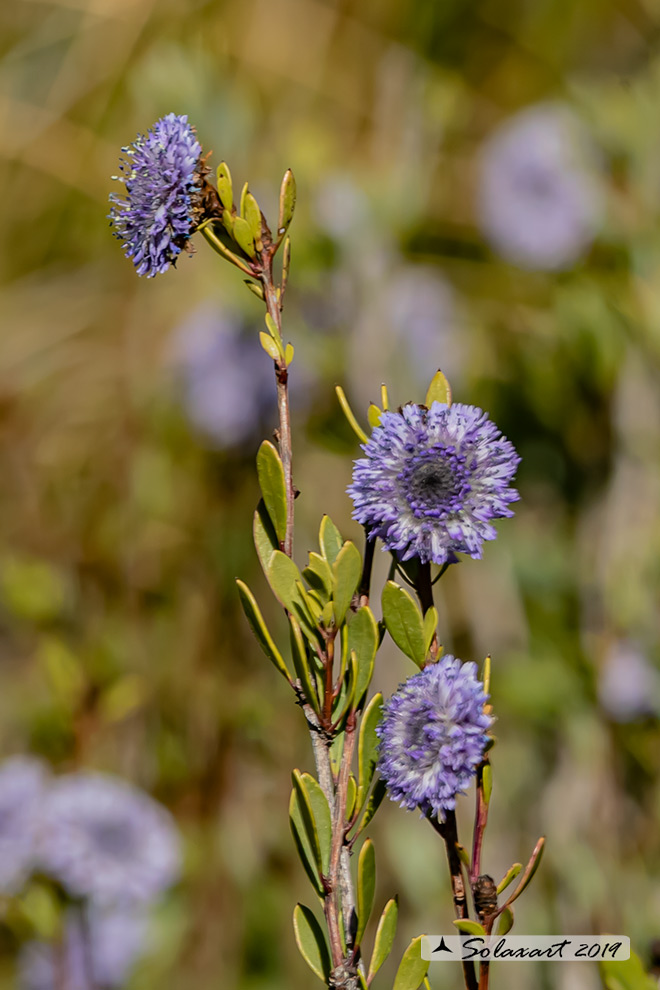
[1,1,660,988]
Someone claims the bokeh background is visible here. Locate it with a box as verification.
[1,0,660,988]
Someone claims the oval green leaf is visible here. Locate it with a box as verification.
[293,904,331,982]
[233,216,255,257]
[289,617,321,715]
[452,919,486,936]
[496,863,522,895]
[300,772,332,876]
[235,580,292,682]
[253,500,279,573]
[354,776,387,836]
[497,906,514,936]
[381,581,426,666]
[332,541,361,625]
[367,898,398,982]
[319,515,344,565]
[216,162,233,210]
[356,839,376,945]
[278,168,297,235]
[347,607,378,707]
[289,790,323,895]
[256,441,287,544]
[357,692,383,810]
[393,936,429,990]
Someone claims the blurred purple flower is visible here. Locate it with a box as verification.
[477,104,601,270]
[0,756,48,894]
[598,641,660,723]
[37,772,180,906]
[109,113,203,277]
[171,303,277,449]
[377,655,492,818]
[349,401,520,565]
[19,906,149,990]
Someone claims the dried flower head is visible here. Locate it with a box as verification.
[109,113,204,277]
[377,655,491,818]
[348,401,520,565]
[37,772,180,906]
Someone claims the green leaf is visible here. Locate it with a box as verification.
[319,515,344,565]
[600,949,657,990]
[452,920,486,936]
[356,839,376,946]
[368,898,398,982]
[259,331,281,361]
[357,693,383,810]
[216,162,233,210]
[502,837,545,907]
[332,541,361,625]
[329,732,344,778]
[302,552,333,601]
[333,651,357,726]
[346,774,357,821]
[267,552,317,633]
[424,369,452,408]
[236,580,291,681]
[243,191,262,244]
[482,763,493,806]
[293,904,331,982]
[233,216,255,257]
[256,441,287,544]
[381,581,426,665]
[244,279,264,301]
[292,770,322,874]
[239,180,249,218]
[289,617,321,715]
[289,789,323,895]
[253,500,279,573]
[284,342,294,364]
[354,776,386,835]
[393,936,429,990]
[456,844,471,869]
[367,404,382,428]
[496,906,514,935]
[347,607,378,707]
[278,168,297,235]
[422,607,437,656]
[297,772,332,875]
[496,863,522,895]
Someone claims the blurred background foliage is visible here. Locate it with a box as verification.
[1,0,660,988]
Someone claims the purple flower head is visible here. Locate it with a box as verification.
[37,772,181,906]
[477,103,601,271]
[0,756,49,894]
[171,303,276,449]
[19,906,149,990]
[109,113,203,277]
[598,640,660,723]
[348,401,520,565]
[377,655,492,818]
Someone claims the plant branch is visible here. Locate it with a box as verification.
[261,254,294,558]
[428,810,478,990]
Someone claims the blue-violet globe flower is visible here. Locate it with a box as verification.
[109,113,203,277]
[36,772,181,906]
[348,401,520,565]
[377,655,491,818]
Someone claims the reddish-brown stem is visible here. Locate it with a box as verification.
[323,634,336,727]
[470,760,490,887]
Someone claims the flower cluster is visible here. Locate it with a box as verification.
[109,113,203,277]
[348,401,520,565]
[377,655,492,818]
[477,103,601,271]
[0,758,181,988]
